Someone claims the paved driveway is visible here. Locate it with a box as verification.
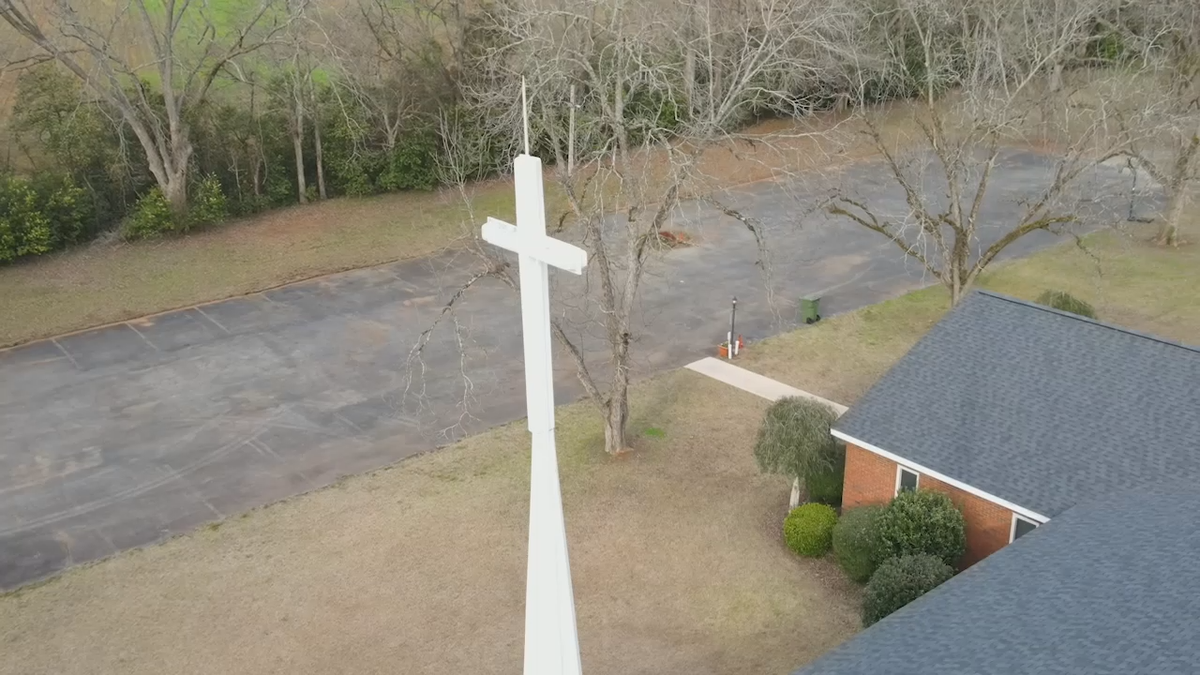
[0,151,1134,588]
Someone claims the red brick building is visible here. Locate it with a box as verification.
[793,290,1200,675]
[831,291,1200,568]
[837,439,1044,567]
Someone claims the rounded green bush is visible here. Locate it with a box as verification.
[862,554,955,626]
[783,503,839,557]
[832,505,885,582]
[877,490,966,567]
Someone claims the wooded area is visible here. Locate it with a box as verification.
[0,0,1195,261]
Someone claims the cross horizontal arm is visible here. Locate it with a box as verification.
[482,217,588,275]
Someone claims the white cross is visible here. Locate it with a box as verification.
[482,152,587,675]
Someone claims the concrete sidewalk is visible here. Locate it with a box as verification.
[685,357,848,414]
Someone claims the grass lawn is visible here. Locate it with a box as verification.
[0,371,862,675]
[739,226,1200,406]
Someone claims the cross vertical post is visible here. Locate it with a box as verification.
[482,151,587,675]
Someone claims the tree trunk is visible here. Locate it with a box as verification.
[313,113,327,200]
[162,170,189,219]
[948,235,972,306]
[1049,61,1063,92]
[1159,126,1199,246]
[125,118,191,217]
[710,55,721,121]
[613,74,628,163]
[948,265,963,306]
[789,476,802,509]
[683,19,696,118]
[293,96,308,205]
[568,84,576,177]
[229,149,243,201]
[949,275,976,306]
[252,152,263,198]
[1159,187,1188,246]
[385,121,399,151]
[603,390,630,455]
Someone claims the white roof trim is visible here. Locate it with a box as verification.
[833,429,1050,524]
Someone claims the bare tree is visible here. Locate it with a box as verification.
[1115,0,1200,246]
[829,0,1127,305]
[310,72,327,200]
[282,41,332,203]
[411,0,858,455]
[0,0,307,214]
[286,43,311,204]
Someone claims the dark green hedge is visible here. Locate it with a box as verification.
[862,553,955,626]
[0,173,93,261]
[832,505,885,583]
[876,490,966,568]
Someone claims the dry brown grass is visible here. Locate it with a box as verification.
[739,226,1200,406]
[0,182,517,347]
[0,371,861,675]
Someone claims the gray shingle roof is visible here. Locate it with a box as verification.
[833,291,1200,517]
[793,485,1200,675]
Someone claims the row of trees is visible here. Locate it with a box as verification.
[2,0,1199,453]
[0,0,459,245]
[4,1,1195,236]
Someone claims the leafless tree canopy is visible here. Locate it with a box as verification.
[1110,0,1200,245]
[414,0,861,454]
[828,0,1135,305]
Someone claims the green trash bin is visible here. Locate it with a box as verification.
[800,296,821,324]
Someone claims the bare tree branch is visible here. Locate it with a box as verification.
[829,0,1136,304]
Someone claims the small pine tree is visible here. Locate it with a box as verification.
[1036,290,1097,319]
[186,174,228,231]
[122,188,175,240]
[753,397,843,509]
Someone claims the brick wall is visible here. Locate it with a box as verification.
[842,443,1014,568]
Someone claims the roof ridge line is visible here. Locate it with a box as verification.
[973,290,1200,356]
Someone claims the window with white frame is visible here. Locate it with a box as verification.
[1011,515,1039,542]
[895,466,919,495]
